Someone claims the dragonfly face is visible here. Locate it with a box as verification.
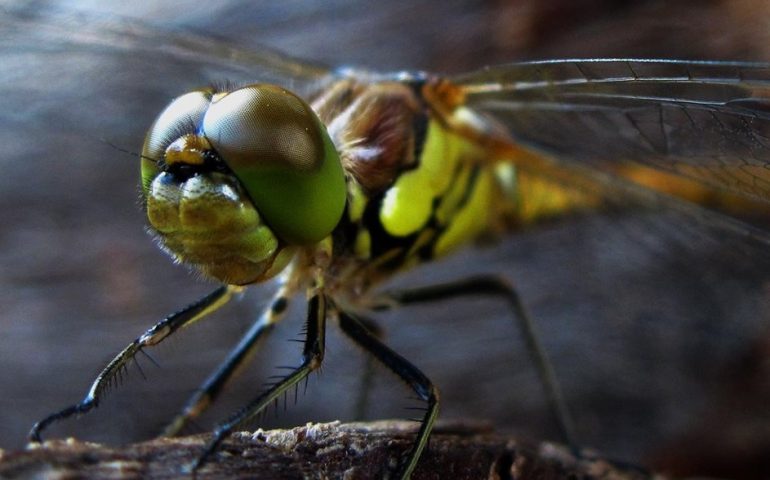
[4,3,770,479]
[140,84,346,284]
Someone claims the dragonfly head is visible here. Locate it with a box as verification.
[140,84,346,285]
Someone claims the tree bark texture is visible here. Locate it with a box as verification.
[0,421,662,480]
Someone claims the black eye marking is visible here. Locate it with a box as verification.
[163,148,232,181]
[203,149,231,173]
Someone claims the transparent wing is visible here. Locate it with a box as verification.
[451,63,770,465]
[452,59,770,202]
[0,4,333,83]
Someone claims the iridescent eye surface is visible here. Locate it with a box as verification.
[203,84,346,245]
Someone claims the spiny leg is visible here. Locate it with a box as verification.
[338,310,439,480]
[163,286,293,436]
[351,316,384,420]
[29,285,238,443]
[380,275,578,451]
[191,292,327,472]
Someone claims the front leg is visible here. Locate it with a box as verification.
[29,285,238,442]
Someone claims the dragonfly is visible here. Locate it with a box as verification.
[5,4,770,479]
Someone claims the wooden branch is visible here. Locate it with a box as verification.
[0,421,661,479]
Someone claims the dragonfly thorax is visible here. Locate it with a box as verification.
[312,78,520,289]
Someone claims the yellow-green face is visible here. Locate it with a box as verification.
[140,85,346,285]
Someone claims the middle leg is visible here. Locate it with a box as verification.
[191,292,327,471]
[164,284,294,436]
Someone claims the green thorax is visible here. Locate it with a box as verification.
[312,78,518,284]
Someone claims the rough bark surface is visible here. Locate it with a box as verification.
[0,421,662,480]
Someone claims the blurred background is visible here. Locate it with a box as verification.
[2,1,770,478]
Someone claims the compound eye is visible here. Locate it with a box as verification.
[203,85,323,172]
[141,90,213,191]
[202,84,346,245]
